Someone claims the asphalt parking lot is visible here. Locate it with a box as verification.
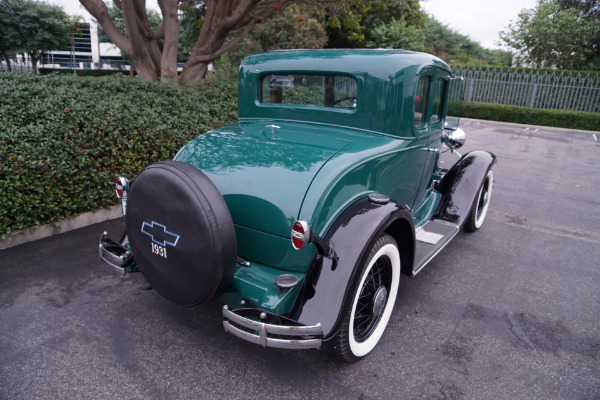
[1,120,599,399]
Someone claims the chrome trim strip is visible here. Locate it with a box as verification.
[120,196,127,216]
[222,306,322,350]
[236,256,251,267]
[237,117,415,140]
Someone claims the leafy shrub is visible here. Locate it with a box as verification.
[461,102,600,131]
[0,72,237,236]
[282,85,325,106]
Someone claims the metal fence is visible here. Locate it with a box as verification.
[0,55,130,72]
[453,66,600,113]
[40,53,130,71]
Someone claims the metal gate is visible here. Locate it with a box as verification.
[453,66,600,113]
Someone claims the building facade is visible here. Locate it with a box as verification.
[1,21,129,72]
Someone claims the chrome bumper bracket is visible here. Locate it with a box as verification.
[222,306,322,350]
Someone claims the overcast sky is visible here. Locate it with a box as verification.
[420,0,538,49]
[50,0,538,50]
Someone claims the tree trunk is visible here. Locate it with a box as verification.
[30,56,38,75]
[158,0,179,81]
[71,33,77,74]
[569,52,578,68]
[1,53,12,72]
[175,0,282,83]
[129,55,158,81]
[80,0,133,53]
[177,62,208,82]
[120,0,159,81]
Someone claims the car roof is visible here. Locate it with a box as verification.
[240,49,451,81]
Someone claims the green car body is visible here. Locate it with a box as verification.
[100,49,496,361]
[175,50,454,314]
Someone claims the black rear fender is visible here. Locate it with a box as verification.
[292,196,414,339]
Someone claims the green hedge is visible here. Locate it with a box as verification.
[2,71,596,237]
[461,102,600,131]
[0,72,237,236]
[38,68,130,77]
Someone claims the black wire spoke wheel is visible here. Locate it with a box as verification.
[353,257,391,342]
[334,233,400,362]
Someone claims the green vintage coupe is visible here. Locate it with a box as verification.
[99,49,495,362]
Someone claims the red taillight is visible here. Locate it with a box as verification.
[291,220,310,250]
[115,177,129,199]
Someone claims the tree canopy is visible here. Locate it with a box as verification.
[499,0,600,70]
[325,1,511,66]
[365,17,425,51]
[77,0,521,83]
[0,0,73,73]
[424,16,512,67]
[81,0,373,83]
[226,4,328,69]
[326,0,426,48]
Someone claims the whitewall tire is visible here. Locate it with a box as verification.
[464,169,493,232]
[335,234,400,362]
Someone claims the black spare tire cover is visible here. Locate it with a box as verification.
[125,161,237,306]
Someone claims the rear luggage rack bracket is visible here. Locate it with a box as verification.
[99,231,134,272]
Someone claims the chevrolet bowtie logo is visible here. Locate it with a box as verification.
[141,221,180,247]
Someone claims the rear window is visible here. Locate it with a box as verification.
[259,74,357,109]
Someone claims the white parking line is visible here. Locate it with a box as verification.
[531,129,539,134]
[593,134,598,142]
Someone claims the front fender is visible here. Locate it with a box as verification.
[291,197,414,339]
[434,150,496,226]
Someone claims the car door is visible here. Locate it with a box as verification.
[412,70,449,208]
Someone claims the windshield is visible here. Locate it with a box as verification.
[446,76,464,130]
[259,74,358,109]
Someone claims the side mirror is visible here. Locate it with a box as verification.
[445,127,466,150]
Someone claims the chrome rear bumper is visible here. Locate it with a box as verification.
[222,306,322,349]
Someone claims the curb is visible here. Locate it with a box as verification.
[0,205,122,250]
[461,118,599,135]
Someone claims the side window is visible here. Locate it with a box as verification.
[414,75,431,127]
[431,78,448,125]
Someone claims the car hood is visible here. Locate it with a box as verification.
[174,121,351,237]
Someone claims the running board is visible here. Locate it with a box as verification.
[412,220,460,276]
